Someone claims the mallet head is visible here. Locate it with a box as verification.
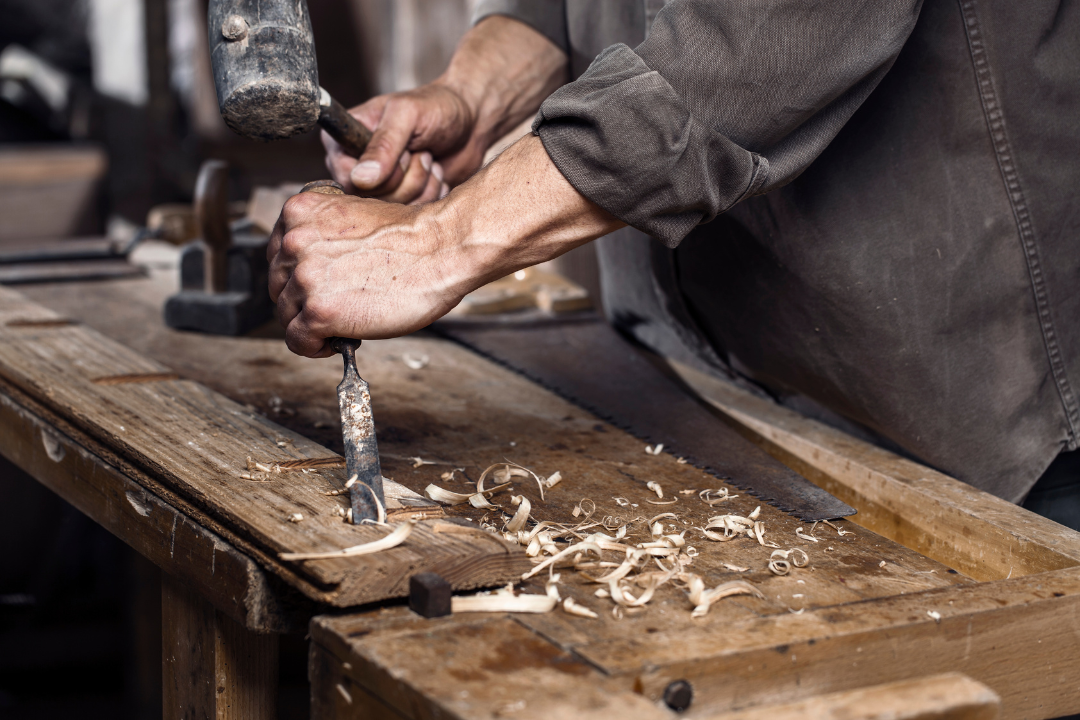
[207,0,320,141]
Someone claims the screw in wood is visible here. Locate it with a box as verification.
[663,680,693,712]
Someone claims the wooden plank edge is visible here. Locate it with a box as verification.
[702,673,1000,720]
[0,384,307,633]
[611,565,1080,720]
[672,360,1080,579]
[309,614,669,720]
[0,375,345,609]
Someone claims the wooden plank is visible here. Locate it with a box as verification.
[310,613,668,720]
[705,673,1000,720]
[672,360,1080,579]
[0,285,527,606]
[591,565,1080,719]
[162,572,279,720]
[0,376,297,632]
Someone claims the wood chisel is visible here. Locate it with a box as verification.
[300,180,385,524]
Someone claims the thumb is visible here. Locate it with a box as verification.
[350,104,415,191]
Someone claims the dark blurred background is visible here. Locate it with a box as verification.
[0,1,472,716]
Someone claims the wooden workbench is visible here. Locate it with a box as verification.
[3,255,1079,719]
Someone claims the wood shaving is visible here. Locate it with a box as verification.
[722,563,749,572]
[795,527,820,543]
[287,513,303,523]
[522,540,603,579]
[505,495,532,533]
[823,519,854,536]
[613,497,631,507]
[699,488,738,505]
[402,352,429,370]
[768,548,809,575]
[879,560,887,568]
[280,521,415,561]
[409,456,436,468]
[424,481,511,505]
[469,493,499,510]
[562,598,598,619]
[748,506,761,520]
[544,471,563,489]
[676,457,688,464]
[646,498,678,505]
[451,584,557,614]
[927,610,942,622]
[687,577,764,618]
[646,481,664,498]
[644,444,664,455]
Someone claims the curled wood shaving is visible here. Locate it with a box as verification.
[505,495,532,533]
[823,519,854,536]
[646,481,664,499]
[748,505,761,520]
[699,488,738,505]
[545,574,561,601]
[522,541,602,580]
[926,610,942,622]
[644,444,664,455]
[879,560,887,568]
[722,563,749,572]
[280,521,415,561]
[409,456,436,468]
[402,352,429,370]
[573,498,596,519]
[687,577,764,618]
[768,548,809,575]
[287,513,303,523]
[470,493,499,510]
[451,584,557,614]
[563,598,598,619]
[499,461,547,501]
[646,498,678,505]
[613,497,631,507]
[424,481,511,505]
[676,457,688,465]
[544,471,563,489]
[648,512,678,525]
[795,527,820,543]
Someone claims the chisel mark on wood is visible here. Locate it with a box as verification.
[5,318,77,328]
[92,372,182,385]
[170,514,178,559]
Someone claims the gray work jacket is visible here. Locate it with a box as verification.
[474,0,1080,504]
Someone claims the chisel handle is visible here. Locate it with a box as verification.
[317,87,372,158]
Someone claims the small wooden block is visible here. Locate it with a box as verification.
[409,572,452,618]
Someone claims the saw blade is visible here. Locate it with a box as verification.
[436,318,856,522]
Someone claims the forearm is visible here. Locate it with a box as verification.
[436,16,568,154]
[432,134,623,292]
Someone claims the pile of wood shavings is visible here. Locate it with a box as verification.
[428,469,812,620]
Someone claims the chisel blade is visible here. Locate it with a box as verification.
[330,338,385,523]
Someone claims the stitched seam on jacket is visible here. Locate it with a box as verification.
[959,0,1079,441]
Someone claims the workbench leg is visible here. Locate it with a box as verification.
[162,572,279,719]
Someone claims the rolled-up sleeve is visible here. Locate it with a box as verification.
[473,0,568,55]
[533,0,923,246]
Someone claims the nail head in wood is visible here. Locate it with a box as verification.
[409,572,451,618]
[663,680,693,712]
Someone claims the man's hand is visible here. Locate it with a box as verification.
[270,135,624,357]
[323,16,568,202]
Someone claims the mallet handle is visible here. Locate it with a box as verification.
[318,88,373,158]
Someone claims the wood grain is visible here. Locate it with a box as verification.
[704,673,1000,720]
[672,360,1080,580]
[0,285,526,606]
[162,573,279,720]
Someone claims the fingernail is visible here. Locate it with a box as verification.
[399,151,411,171]
[351,160,381,187]
[432,163,444,182]
[439,182,450,199]
[420,152,432,172]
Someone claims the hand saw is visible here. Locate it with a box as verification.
[436,317,856,522]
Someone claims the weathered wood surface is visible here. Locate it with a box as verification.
[163,572,280,719]
[15,271,1080,719]
[0,284,526,606]
[706,673,1000,720]
[672,360,1080,580]
[0,375,298,631]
